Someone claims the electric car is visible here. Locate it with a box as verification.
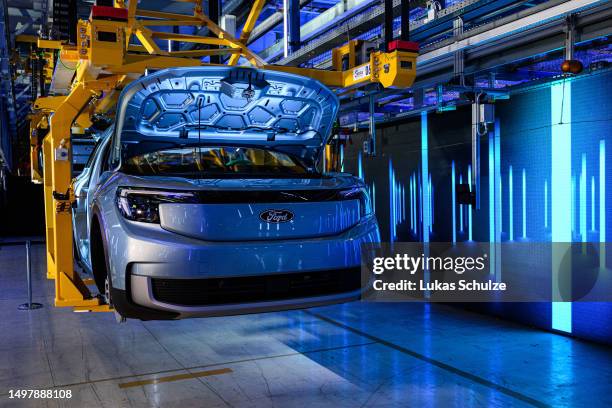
[74,66,380,320]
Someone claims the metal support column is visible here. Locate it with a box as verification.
[368,94,376,156]
[288,0,300,53]
[453,17,464,86]
[400,0,410,41]
[471,102,482,209]
[384,0,393,51]
[209,0,220,63]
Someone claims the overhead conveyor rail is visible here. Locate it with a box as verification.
[265,0,544,66]
[333,0,611,115]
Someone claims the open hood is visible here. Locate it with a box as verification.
[114,67,339,164]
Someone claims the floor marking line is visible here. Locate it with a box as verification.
[118,368,233,389]
[0,341,379,397]
[304,310,552,408]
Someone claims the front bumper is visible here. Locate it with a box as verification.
[107,215,380,318]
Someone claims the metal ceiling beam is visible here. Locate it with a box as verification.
[338,0,611,115]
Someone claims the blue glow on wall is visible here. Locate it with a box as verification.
[600,139,605,269]
[509,165,514,241]
[468,165,473,241]
[551,80,572,334]
[591,176,595,231]
[452,161,456,244]
[489,135,494,243]
[522,168,527,239]
[459,173,464,232]
[342,70,611,342]
[580,154,587,243]
[358,151,363,180]
[422,111,430,243]
[544,180,548,228]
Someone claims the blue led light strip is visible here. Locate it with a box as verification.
[591,176,595,231]
[600,140,606,270]
[580,154,587,243]
[459,173,464,233]
[421,111,430,243]
[551,80,572,333]
[544,180,548,229]
[452,161,456,244]
[522,168,527,239]
[509,165,514,241]
[358,151,363,180]
[468,165,473,241]
[389,159,395,242]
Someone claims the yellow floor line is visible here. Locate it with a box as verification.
[118,367,233,389]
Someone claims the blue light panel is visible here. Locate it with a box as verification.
[522,168,527,239]
[581,154,587,243]
[509,165,514,241]
[600,140,606,269]
[551,80,572,333]
[452,161,456,244]
[422,111,430,243]
[468,165,473,241]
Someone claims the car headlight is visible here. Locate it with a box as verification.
[340,187,373,218]
[116,187,197,223]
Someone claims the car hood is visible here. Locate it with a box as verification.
[114,67,339,158]
[112,172,363,191]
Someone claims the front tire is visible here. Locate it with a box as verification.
[90,217,107,294]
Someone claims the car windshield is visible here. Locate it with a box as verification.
[121,146,310,177]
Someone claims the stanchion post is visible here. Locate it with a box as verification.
[18,240,43,311]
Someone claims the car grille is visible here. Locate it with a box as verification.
[150,268,361,306]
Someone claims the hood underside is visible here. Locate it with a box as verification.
[115,67,339,153]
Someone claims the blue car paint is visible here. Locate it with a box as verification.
[81,67,380,318]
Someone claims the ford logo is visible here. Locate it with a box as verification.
[260,209,294,223]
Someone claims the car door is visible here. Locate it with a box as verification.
[73,129,112,270]
[73,145,101,267]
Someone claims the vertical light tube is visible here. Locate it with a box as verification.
[494,119,502,279]
[402,185,405,222]
[429,175,433,233]
[551,80,572,333]
[358,151,363,180]
[580,154,587,242]
[468,164,473,241]
[591,176,595,231]
[373,182,376,213]
[545,180,548,228]
[389,159,395,242]
[499,178,503,235]
[421,111,430,296]
[509,165,514,241]
[410,173,416,232]
[459,173,464,232]
[522,168,527,239]
[600,140,606,270]
[340,144,344,172]
[571,175,576,235]
[452,161,456,244]
[421,111,430,243]
[489,133,495,243]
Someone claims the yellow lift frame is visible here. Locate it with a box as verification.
[31,0,418,313]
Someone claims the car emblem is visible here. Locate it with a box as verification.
[260,209,294,223]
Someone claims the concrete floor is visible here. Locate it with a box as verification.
[1,243,611,408]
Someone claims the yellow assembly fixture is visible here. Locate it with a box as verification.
[29,0,418,313]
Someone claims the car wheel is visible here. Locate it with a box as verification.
[90,218,107,294]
